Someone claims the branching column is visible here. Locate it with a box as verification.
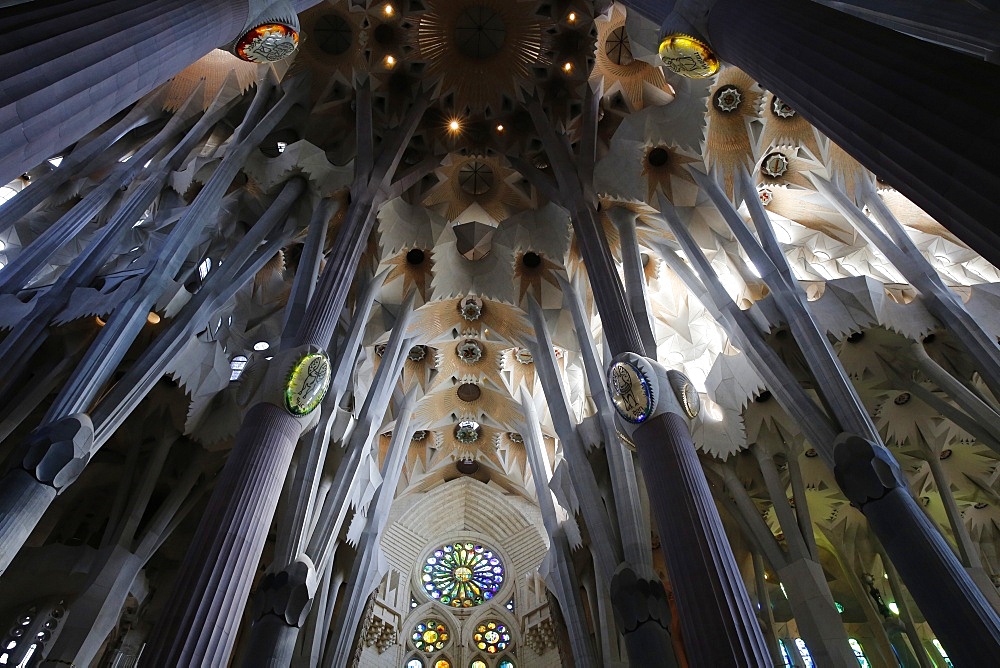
[144,89,427,665]
[656,0,1000,270]
[524,89,769,663]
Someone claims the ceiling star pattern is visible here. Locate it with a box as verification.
[417,0,547,114]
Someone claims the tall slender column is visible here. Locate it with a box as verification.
[810,0,1000,62]
[525,89,769,664]
[836,434,1000,665]
[656,0,1000,269]
[521,392,600,668]
[0,0,249,185]
[144,91,427,665]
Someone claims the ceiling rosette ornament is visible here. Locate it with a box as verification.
[417,0,547,113]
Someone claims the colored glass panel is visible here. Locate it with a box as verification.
[422,542,504,607]
[411,619,449,653]
[473,620,511,653]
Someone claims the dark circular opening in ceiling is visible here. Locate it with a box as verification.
[456,458,480,474]
[407,248,426,265]
[648,147,669,167]
[522,252,542,268]
[754,390,772,403]
[373,22,397,45]
[457,383,482,402]
[454,6,507,59]
[459,160,494,195]
[847,331,864,343]
[315,14,353,55]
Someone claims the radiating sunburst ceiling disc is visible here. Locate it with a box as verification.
[418,0,546,114]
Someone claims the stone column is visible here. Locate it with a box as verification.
[612,353,771,666]
[0,0,329,185]
[835,434,1000,665]
[0,0,248,185]
[144,91,427,665]
[656,0,1000,269]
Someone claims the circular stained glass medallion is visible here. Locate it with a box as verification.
[422,542,504,607]
[474,620,511,654]
[284,352,331,416]
[235,23,299,63]
[608,360,654,424]
[412,618,449,653]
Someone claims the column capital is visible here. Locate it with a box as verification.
[610,566,672,633]
[21,413,93,492]
[832,433,906,509]
[252,557,319,627]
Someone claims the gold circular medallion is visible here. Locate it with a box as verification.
[235,23,299,63]
[658,34,719,79]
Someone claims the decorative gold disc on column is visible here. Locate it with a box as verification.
[234,23,299,63]
[658,34,719,79]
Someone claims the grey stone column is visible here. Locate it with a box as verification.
[835,434,1000,665]
[0,0,249,186]
[144,402,305,665]
[656,0,1000,270]
[810,0,1000,62]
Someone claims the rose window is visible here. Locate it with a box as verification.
[422,542,504,607]
[474,620,511,653]
[411,619,449,653]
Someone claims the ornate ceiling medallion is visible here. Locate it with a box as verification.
[284,352,331,416]
[772,97,796,118]
[514,348,533,365]
[591,5,671,112]
[608,360,654,424]
[459,295,483,320]
[408,345,427,362]
[757,186,774,206]
[761,151,789,178]
[658,34,719,79]
[418,0,545,113]
[455,420,481,443]
[457,339,484,364]
[234,23,299,63]
[714,85,743,113]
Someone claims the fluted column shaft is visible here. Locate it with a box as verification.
[631,412,770,665]
[567,202,769,663]
[0,0,249,186]
[697,0,1000,269]
[145,402,301,665]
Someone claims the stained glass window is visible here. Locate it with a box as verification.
[932,639,954,668]
[470,660,487,668]
[474,620,511,654]
[407,660,423,668]
[779,640,793,667]
[434,661,451,668]
[498,659,515,668]
[848,638,870,667]
[795,638,814,667]
[422,542,504,607]
[411,619,449,653]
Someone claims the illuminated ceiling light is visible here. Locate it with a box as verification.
[384,54,396,67]
[495,124,504,132]
[562,61,573,72]
[567,12,576,22]
[383,4,394,16]
[448,119,461,133]
[253,341,270,351]
[95,316,106,327]
[146,312,161,325]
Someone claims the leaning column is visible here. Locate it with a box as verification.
[646,0,1000,269]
